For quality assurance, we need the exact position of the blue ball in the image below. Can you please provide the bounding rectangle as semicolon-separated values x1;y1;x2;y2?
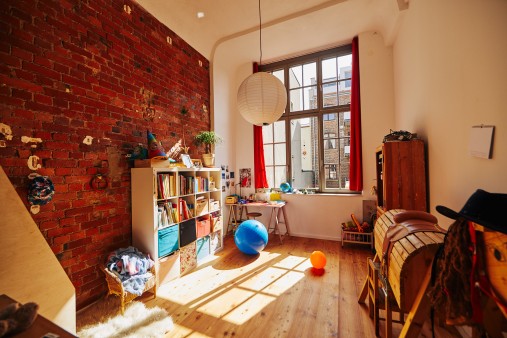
234;220;268;255
280;182;292;193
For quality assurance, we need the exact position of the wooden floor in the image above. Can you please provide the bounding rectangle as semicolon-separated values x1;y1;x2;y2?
77;235;462;338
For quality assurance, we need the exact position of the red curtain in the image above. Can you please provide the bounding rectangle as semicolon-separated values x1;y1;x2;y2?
252;62;269;189
349;36;363;191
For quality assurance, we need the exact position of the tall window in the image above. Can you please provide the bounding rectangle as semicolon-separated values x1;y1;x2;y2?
260;45;354;193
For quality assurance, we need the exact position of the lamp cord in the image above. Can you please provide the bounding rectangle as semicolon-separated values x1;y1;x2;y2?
258;0;262;66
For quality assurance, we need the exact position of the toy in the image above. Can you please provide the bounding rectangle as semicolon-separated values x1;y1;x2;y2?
234;220;268;255
147;130;166;158
310;250;327;269
129;144;148;161
280;182;292;193
0;301;39;337
27;175;54;206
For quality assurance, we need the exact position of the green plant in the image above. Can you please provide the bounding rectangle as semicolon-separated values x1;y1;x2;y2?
194;131;222;154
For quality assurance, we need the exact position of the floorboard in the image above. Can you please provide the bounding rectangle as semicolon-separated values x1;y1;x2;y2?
77;235;464;337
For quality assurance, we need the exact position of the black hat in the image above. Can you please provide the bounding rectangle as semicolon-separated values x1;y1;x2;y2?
436;189;507;234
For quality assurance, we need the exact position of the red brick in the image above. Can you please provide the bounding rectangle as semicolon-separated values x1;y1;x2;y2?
65;237;92;250
39;220;59;231
22;61;60;80
53;235;70;245
11;46;32;61
33;55;53;68
1;75;44;93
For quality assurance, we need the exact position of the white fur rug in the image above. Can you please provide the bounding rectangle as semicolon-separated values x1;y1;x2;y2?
78;302;174;338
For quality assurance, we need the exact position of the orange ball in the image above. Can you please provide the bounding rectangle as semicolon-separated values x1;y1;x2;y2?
310;250;327;269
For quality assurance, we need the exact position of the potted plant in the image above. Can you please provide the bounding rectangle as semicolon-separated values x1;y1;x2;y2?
194;130;222;167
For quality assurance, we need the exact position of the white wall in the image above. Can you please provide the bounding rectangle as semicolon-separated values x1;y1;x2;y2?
213;15;396;239
392;0;507;227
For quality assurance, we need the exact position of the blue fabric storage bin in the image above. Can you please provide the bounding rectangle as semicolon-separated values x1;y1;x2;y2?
158;224;179;257
196;235;210;262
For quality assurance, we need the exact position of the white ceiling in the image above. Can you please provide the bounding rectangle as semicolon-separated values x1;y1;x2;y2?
136;0;403;59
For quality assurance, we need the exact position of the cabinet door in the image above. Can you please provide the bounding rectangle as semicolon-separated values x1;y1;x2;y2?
382;140;427;211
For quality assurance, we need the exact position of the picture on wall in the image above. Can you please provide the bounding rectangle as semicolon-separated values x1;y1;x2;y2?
239;168;251;188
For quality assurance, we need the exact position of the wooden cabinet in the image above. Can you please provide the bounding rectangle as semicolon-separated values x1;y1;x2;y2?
375;140;427;212
131;167;222;287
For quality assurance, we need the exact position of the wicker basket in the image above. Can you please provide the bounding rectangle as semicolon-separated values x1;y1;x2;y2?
102;266;157;314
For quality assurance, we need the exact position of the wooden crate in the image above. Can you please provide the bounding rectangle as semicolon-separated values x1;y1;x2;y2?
341;229;373;249
374;209;445;311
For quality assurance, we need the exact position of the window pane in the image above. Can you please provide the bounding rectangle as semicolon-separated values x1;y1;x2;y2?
266;167;274;188
290;117;318;189
323;82;338;108
338;80;351;105
273;120;285;142
338;55;352;106
322;57;337;81
338;138;351;189
303;62;316;87
264;144;273;166
323;129;338;163
274;143;286;165
340;138;351;158
290;89;303;112
323;112;339;136
262;124;273;143
289;65;302;89
338;55;352;79
272;69;284;85
340;111;351;137
274;166;286;188
304;86;318;110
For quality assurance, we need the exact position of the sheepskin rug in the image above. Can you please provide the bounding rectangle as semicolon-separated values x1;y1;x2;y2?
78;301;173;338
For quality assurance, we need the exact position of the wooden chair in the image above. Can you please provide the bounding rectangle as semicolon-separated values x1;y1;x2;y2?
367;258;403;337
102;266;157;314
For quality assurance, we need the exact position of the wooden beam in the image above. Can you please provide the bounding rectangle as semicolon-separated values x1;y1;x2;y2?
399;265;432;337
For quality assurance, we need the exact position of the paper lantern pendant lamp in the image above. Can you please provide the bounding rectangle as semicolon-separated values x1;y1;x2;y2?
237;72;287;126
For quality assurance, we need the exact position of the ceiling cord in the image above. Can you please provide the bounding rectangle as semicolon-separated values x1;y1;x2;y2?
258;0;263;66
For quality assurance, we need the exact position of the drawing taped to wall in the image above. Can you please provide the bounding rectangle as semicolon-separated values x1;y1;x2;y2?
239;168;251;188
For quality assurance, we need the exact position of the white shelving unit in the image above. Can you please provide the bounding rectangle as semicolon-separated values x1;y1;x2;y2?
131;167;222;287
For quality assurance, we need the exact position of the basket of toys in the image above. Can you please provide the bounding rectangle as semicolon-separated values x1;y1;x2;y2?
341;214;373;248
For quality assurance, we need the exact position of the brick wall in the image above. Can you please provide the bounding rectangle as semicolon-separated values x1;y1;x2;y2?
0;0;210;309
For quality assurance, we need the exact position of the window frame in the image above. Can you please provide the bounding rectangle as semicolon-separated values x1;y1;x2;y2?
260;44;356;194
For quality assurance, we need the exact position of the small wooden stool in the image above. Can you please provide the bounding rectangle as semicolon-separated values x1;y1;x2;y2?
247;212;262;220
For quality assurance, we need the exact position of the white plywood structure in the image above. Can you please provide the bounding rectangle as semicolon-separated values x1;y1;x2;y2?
0;165;76;334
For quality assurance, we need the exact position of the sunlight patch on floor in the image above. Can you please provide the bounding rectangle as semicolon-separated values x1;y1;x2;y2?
193;253;307;324
157;250;309;328
223;293;276;325
197;288;255;318
171;323;213;337
263;270;305;296
158;252;281;306
272;255;307;269
293;258;312;272
238;267;287;291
